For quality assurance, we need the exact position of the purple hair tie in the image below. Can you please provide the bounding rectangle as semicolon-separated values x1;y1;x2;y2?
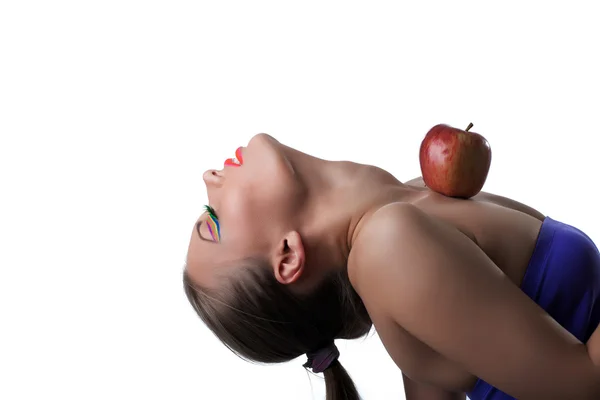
303;342;340;373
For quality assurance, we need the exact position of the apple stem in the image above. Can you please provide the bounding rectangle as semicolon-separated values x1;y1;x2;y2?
466;122;474;132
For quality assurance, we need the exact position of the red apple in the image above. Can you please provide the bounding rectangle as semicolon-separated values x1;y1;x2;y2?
419;123;491;199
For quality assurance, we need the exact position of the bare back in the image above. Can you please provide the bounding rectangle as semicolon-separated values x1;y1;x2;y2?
355;176;547;392
406;176;544;287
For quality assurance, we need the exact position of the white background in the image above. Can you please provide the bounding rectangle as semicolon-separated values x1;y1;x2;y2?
1;1;599;399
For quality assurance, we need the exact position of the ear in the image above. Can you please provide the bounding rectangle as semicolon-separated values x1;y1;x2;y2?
272;231;305;285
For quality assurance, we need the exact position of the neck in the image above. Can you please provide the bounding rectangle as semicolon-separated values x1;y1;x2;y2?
283;146;417;283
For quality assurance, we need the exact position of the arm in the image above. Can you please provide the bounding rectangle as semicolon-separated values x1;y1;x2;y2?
351;203;600;400
403;373;465;400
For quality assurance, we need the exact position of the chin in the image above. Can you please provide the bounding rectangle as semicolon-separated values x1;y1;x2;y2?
248;133;279;147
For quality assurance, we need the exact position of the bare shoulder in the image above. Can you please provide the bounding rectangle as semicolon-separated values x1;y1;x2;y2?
348;201;456;295
404;175;545;221
404;176;427;187
348;201;463;313
348;202;600;399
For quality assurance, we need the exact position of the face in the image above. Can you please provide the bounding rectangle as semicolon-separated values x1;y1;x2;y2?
186;133;304;288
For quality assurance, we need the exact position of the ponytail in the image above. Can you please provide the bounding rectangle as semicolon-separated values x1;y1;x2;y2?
304;342;361;400
323;360;360;400
185;261;371;400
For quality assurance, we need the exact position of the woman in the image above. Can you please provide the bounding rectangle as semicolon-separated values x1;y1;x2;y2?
183;133;600;400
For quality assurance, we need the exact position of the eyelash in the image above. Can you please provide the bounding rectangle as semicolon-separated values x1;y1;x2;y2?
204;205;218;220
202;205;221;242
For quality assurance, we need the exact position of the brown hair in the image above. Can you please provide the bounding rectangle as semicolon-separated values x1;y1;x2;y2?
183;257;372;400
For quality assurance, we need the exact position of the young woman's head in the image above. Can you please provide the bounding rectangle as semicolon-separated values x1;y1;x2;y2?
184;134;372;399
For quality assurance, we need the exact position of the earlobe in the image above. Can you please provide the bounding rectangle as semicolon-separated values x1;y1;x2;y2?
273;231;305;285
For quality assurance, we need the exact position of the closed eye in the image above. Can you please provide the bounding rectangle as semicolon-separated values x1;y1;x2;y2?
204;205;219;220
202;205;221;242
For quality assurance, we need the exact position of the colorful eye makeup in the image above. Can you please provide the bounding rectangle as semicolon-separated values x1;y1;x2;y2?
204;205;221;242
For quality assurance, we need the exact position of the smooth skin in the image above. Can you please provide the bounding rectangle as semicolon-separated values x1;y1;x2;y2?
187;133;600;400
403;373;465;400
350;203;600;399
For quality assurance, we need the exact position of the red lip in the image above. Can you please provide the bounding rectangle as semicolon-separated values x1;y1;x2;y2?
235;147;244;165
224;147;244;167
224;158;239;167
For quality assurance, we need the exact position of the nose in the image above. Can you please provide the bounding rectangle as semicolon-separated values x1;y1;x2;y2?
203;169;224;187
